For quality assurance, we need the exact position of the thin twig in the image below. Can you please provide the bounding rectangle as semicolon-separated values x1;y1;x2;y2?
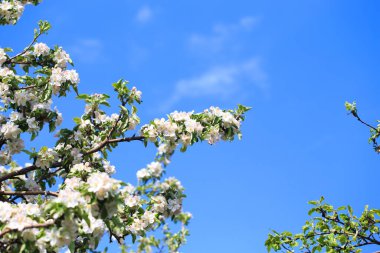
353;114;378;132
5;32;42;64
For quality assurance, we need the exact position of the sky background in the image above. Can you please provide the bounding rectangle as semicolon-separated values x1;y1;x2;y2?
1;0;380;252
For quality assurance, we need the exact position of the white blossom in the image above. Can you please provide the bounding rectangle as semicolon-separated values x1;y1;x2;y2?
33;42;50;57
35;148;58;169
141;210;156;226
152;195;167;213
9;111;23;121
1;122;21;139
87;172;120;200
0;202;13;222
146;161;163;178
0;67;14;77
71;162;91;173
53;47;71;68
26;117;39;132
136;168;150;180
102;160;115;174
131;86;142;101
14;91;34;106
7;213;33;231
56;110;63;126
0;1;25;24
0;82;9;98
7;138;24;154
206;126;220;144
184;118;203;133
0;48;6;65
170;111;193;122
125;195;140;208
63;69;79;84
56;189;84;208
168;198;181;213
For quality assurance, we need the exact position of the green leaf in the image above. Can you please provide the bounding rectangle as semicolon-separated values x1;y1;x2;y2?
180;145;187;152
337;206;346;211
72;85;79;95
31;132;37;141
344;101;357;117
20;244;26;253
38;20;51;34
49;121;56;132
132;233;137;243
237;104;252;114
76;94;90;100
73;117;81;125
100;101;110;107
69;241;75;252
308;200;318;206
347;205;353;216
119;105;129;113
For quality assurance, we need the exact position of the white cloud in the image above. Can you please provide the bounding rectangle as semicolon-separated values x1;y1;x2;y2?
163;58;267;110
189;16;258;53
159;16;267;111
136;6;153;24
69;39;103;63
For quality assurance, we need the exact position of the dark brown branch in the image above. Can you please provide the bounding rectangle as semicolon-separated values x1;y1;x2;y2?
84;135;145;155
86;111;124;155
0;220;54;238
320;210;380;246
17;85;37;90
0;162;61;184
108;135;145;144
0;135;144;184
6;61;32;65
0;190;58;197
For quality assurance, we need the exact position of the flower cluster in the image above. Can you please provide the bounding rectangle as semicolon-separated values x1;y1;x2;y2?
137;161;163;180
0;48;6;65
0;0;40;25
140;105;248;165
35;147;58;169
50;67;79;94
87;172;120;200
0;22;78;167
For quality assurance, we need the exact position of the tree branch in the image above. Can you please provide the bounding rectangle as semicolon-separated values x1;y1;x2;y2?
4;32;42;64
0;162;61;184
17;85;37;90
352;114;378;132
84;135;145;155
0;190;58;197
0;135;144;184
0;220;54;238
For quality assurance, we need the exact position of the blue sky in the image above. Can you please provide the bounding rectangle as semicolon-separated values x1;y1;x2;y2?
1;0;380;252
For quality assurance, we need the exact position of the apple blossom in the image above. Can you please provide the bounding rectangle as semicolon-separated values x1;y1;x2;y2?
33;42;50;57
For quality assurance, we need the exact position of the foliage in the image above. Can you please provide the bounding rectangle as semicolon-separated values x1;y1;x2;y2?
265;197;380;253
265;104;380;253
